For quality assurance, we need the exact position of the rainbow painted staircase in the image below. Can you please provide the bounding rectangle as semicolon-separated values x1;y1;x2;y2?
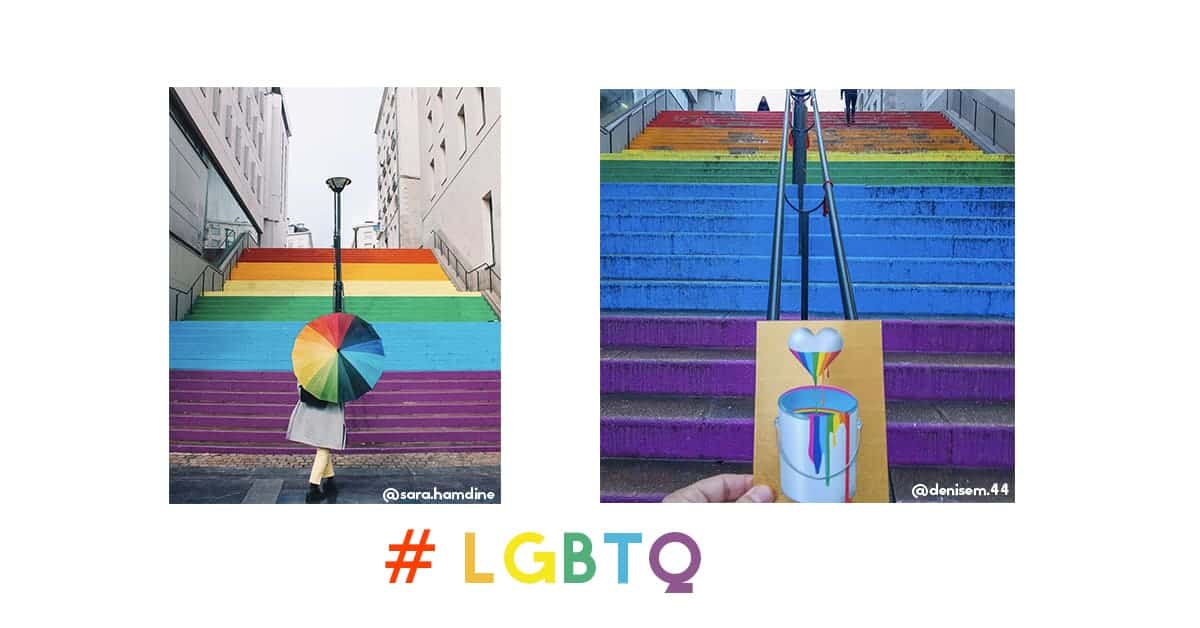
170;248;500;456
600;110;1014;501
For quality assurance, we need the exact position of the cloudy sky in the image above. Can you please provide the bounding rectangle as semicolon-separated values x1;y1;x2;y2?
283;87;383;247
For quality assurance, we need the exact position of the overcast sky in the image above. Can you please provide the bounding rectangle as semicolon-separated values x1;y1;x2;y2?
283;87;383;247
736;89;844;112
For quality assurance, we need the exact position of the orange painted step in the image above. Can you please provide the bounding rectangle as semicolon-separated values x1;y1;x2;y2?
230;262;448;281
240;248;436;264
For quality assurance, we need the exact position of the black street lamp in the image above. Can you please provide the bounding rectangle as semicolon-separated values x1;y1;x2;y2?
325;176;352;312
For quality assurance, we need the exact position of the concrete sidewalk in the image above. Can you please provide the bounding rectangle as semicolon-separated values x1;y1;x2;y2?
169;465;501;504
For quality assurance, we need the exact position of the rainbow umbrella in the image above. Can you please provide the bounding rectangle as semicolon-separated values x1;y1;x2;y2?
291;312;385;403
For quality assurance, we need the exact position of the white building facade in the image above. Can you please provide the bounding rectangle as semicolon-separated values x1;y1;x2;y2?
170;87;291;317
374;87;500;300
352;220;380;248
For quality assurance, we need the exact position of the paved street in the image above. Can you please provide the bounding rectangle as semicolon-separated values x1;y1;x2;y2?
169;465;501;504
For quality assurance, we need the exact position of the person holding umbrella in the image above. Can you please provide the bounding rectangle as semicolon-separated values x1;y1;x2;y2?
288;311;386;503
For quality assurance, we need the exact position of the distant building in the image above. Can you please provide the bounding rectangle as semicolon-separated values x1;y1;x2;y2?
854;89;1014;153
286;221;313;248
352;220;379;248
170;87;291;318
600;89;735;153
374;87;500;306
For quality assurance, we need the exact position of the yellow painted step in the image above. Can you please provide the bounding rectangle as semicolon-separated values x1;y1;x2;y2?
229;262;448;281
602;150;1014;162
205;280;475;297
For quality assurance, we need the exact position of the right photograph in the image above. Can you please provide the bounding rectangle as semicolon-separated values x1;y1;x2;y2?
599;89;1014;503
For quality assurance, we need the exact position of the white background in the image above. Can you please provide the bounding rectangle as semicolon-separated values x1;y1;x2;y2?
3;1;1199;625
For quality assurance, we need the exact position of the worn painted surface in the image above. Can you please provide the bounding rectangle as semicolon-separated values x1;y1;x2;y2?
599;109;1014;497
170;247;501;456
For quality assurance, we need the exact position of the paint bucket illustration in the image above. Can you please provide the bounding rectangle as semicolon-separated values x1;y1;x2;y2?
775;385;862;503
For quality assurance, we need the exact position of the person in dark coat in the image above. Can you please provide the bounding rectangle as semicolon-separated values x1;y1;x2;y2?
756;96;770;112
840;89;859;124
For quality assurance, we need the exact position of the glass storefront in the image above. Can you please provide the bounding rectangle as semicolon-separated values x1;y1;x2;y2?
169;112;259;261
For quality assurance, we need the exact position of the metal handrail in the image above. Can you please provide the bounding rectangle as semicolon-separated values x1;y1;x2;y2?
431;230;500;301
170;230;256;320
600;90;686;153
765;89;857;320
766;91;793;320
809;91;857;320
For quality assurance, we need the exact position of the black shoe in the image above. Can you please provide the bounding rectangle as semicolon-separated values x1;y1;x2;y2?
305;482;324;504
322;477;339;503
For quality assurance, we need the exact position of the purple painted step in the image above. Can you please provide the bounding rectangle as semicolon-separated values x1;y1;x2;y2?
170;369;499;382
169;389;499;403
170;378;500;393
600;348;1014;401
171;401;500;417
601;315;1013;354
170;444;498;455
600;398;1013;468
600;418;1013;467
170;429;499;444
170;414;499;429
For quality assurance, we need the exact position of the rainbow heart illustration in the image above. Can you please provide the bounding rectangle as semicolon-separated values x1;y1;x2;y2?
787;327;844;386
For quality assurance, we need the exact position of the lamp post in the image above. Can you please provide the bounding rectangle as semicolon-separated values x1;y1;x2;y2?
325;176;352;313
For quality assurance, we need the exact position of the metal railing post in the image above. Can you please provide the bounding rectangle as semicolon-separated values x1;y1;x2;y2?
766;89;793;320
809;91;858;320
791;90;810;320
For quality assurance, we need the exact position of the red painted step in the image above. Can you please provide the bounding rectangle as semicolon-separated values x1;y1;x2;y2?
649;110;954;130
238;248;437;264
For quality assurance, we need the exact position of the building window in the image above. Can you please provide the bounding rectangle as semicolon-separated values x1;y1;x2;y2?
476;87;486;132
457;105;468;157
257;132;264;160
225;105;233;144
439;140;447;184
235;127;242;163
237;88;244;110
482;191;495;266
429;158;436;200
212;89;221;120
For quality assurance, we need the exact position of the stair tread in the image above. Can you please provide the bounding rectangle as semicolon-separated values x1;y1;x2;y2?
600;346;1013;366
599;395;1013;425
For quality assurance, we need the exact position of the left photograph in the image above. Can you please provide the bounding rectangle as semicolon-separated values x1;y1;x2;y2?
169;87;501;504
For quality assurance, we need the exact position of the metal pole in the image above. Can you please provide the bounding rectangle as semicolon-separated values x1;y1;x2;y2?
810;91;858;320
766;90;793;321
333;189;344;313
791;90;810;320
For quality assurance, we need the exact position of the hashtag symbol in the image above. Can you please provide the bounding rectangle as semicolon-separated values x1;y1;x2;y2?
386;528;435;583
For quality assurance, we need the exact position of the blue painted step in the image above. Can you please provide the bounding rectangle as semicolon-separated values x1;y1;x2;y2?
602;198;1015;217
601;232;1014;258
169;322;501;371
601;281;1013;316
601;183;1014;201
601;214;1014;236
602;255;1014;285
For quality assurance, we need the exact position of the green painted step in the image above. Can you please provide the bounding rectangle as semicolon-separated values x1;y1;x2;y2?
186;296;498;322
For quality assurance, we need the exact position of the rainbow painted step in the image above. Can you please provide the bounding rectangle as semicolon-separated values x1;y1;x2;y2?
170;248;501;457
649;111;956;129
187;296;497;322
600;109;1013;501
170;370;500;454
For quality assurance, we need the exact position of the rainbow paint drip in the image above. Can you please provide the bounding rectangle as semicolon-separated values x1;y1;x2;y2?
793;408;853;494
776;327;861;503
